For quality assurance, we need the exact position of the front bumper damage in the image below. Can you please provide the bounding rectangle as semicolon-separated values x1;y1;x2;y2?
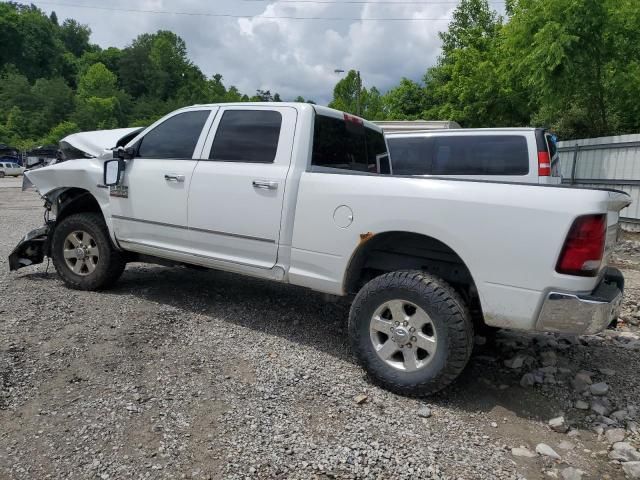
536;267;624;335
8;224;51;271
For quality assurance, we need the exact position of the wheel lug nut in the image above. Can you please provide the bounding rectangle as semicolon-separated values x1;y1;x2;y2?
410;327;415;332
403;321;408;326
406;343;412;348
395;321;399;326
411;336;417;342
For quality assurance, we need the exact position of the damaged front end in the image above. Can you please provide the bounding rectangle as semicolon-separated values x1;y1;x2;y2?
8;223;53;271
9;126;143;272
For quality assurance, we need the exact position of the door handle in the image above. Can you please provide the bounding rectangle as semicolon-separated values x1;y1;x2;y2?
164;174;185;182
252;180;278;190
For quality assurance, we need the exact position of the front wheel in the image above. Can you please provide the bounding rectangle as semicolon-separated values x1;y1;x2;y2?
51;212;126;290
349;270;473;396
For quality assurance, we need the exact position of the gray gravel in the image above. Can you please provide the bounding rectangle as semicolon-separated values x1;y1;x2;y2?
1;176;640;479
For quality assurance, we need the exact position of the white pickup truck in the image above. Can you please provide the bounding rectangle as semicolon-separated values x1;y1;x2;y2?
9;103;632;396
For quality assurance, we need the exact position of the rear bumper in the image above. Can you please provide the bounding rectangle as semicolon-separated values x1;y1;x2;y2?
536;268;624;335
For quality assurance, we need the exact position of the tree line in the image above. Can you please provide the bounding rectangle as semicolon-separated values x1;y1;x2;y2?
0;3;304;150
330;0;640;140
1;0;639;150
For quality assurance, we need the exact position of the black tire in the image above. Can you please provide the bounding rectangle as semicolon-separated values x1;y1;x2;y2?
349;270;473;396
51;212;126;290
0;171;5;178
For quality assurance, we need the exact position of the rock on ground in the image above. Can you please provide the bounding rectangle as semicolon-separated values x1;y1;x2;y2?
605;428;626;444
512;447;537;458
536;443;561;460
561;467;585;480
623;462;640;479
549;416;569;433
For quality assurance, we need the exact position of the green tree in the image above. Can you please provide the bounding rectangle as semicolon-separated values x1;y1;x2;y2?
503;0;639;137
328;70;363;115
31;77;74;137
59;19;92;57
0;70;35;123
74;63;124;130
77;62;118;98
362;87;384;120
421;0;515;127
118;31;203;102
382;78;427;119
224;86;245;102
40;120;80;145
0;3;66;81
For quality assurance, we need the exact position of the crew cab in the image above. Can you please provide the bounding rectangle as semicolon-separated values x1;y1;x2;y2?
386;128;561;184
9;103;631;396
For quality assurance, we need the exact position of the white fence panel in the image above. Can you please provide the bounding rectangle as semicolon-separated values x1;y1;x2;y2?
558;134;640;231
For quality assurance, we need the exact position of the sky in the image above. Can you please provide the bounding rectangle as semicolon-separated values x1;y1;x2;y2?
30;0;503;104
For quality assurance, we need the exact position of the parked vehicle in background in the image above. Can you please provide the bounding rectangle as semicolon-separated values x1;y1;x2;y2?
386;128;561;184
0;162;24;177
24;145;59;169
373;120;461;133
9;104;630;396
0;143;21;166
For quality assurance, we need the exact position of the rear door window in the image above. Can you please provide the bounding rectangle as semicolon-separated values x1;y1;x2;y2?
209;110;282;163
312;114;388;173
137;110;210;159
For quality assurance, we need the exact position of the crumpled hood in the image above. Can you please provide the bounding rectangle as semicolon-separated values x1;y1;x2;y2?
61;127;143;159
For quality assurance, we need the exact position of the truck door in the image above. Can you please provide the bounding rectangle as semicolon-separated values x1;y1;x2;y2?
187;106;297;269
109;108;216;253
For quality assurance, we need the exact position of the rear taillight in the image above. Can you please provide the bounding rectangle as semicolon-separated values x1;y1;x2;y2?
556;214;606;277
538;151;551;176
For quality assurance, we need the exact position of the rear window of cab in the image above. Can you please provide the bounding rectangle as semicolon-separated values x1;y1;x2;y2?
311;114;388;174
387;135;530;176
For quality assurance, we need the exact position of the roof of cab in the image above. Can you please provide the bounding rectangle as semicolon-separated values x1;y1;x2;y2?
186;102;382;132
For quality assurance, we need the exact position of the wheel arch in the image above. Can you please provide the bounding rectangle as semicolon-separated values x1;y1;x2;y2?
343;230;484;325
53;187;103;223
46;187;120;249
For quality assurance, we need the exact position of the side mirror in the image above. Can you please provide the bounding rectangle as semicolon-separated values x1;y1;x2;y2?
113;146;136;160
104;159;124;186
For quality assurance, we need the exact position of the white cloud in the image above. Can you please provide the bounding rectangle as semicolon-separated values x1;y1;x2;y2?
37;0;463;103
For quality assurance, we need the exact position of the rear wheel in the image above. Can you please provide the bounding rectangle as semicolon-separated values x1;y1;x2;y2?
51;213;126;290
349;270;473;396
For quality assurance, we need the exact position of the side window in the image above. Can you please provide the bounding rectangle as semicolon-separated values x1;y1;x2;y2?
311;114;388;173
137;110;210;159
387;137;433;175
431;135;529;176
209;110;282;163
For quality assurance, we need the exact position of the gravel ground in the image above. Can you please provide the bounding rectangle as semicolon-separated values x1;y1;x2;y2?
1;176;639;480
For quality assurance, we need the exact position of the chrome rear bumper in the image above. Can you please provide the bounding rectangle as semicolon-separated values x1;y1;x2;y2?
536;268;624;335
